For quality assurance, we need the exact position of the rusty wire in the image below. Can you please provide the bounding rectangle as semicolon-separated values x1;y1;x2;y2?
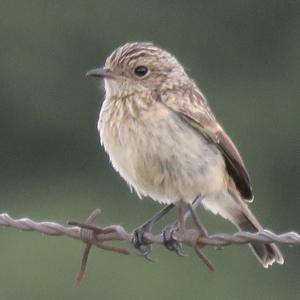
0;208;299;283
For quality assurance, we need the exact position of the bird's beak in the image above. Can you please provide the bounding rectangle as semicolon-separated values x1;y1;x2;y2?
85;67;114;79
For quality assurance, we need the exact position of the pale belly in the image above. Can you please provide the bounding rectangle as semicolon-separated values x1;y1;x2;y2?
99;100;226;204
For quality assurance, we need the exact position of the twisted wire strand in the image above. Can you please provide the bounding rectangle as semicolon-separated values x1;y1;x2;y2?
0;213;80;239
0;210;299;283
0;211;299;246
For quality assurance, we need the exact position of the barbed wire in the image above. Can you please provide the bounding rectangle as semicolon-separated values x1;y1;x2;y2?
0;207;299;283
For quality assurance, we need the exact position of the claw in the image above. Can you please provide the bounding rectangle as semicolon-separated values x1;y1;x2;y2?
132;222;155;260
131;204;176;260
162;223;186;256
139;251;156;262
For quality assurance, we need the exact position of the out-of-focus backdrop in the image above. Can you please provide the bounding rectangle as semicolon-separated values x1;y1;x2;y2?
0;1;299;299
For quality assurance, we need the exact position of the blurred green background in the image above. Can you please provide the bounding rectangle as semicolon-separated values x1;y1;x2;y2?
0;1;299;299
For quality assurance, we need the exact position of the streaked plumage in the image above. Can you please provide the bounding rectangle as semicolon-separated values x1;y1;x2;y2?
90;42;284;267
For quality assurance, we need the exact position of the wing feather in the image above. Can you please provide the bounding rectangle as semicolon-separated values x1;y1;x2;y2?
159;85;253;201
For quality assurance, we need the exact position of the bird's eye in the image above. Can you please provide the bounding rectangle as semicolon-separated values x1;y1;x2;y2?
134;66;148;77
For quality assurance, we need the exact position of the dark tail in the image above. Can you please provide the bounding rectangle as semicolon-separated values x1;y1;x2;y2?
202;188;284;268
236;209;284;268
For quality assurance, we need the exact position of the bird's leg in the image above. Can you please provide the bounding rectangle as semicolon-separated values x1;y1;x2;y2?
162;196;203;255
132;203;174;259
176;199;187;233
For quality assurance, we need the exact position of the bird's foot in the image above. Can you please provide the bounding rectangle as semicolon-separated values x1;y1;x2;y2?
132;222;155;261
162;223;186;256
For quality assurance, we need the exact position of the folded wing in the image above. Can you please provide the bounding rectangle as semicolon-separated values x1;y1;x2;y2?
160;86;253;201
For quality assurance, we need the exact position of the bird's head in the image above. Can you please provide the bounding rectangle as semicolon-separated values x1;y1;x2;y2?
86;42;189;98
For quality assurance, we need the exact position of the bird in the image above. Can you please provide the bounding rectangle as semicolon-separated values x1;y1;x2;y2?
86;41;284;268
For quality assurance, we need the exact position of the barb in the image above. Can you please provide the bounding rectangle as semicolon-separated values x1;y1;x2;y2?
0;209;299;283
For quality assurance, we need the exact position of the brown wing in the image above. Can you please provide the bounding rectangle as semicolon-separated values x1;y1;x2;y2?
159;85;253;201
